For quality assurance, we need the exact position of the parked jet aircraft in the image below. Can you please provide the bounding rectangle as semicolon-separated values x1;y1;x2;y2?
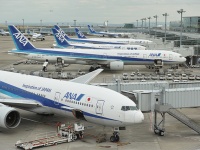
0;29;10;36
54;25;127;45
52;28;146;50
0;69;144;142
87;25;119;38
74;26;153;45
8;25;186;72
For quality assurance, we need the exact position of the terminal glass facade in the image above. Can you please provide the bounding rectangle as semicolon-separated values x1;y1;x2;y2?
183;16;200;33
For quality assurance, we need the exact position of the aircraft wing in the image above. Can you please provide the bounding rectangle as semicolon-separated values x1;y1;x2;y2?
0;98;43;108
70;68;103;84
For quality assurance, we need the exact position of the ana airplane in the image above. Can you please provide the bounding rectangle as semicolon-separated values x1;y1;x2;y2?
0;29;10;36
54;25;127;45
0;69;144;142
52;28;146;50
8;25;186;72
87;25;119;38
97;21;133;38
75;26;153;45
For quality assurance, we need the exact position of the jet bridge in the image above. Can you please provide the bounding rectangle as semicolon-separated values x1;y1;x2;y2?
121;87;200;136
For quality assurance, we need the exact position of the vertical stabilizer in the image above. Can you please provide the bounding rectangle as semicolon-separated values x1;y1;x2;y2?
8;25;35;50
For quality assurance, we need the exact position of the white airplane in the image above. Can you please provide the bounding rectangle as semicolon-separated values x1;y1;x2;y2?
0;29;10;36
97;22;133;38
88;25;134;38
74;25;153;45
87;25;119;38
52;28;146;50
8;25;186;72
0;69;144;142
56;25;152;45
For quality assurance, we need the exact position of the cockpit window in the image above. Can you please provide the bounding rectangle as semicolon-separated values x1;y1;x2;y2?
121;106;138;111
179;56;183;58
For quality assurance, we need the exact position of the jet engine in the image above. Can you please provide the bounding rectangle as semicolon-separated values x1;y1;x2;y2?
110;61;124;70
0;104;21;129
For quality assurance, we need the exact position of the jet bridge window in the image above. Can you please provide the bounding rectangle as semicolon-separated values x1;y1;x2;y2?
121;106;138;111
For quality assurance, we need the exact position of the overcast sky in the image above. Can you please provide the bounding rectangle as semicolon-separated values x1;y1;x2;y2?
0;0;199;25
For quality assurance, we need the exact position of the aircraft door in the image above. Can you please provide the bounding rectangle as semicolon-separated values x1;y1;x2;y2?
54;92;61;105
169;54;173;60
96;100;105;115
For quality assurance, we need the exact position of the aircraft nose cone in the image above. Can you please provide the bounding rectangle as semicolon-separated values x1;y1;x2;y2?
135;110;144;123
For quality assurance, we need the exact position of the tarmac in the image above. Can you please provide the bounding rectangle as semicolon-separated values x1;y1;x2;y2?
1;35;200;150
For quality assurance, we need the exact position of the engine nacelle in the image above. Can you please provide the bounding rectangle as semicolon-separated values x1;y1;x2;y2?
110;61;124;70
0;104;21;129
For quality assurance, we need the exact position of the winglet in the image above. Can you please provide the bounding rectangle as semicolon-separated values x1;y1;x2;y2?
8;25;35;50
54;25;70;40
70;69;103;84
75;28;86;39
52;28;70;48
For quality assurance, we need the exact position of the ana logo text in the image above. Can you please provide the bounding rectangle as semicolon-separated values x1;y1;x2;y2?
63;92;85;101
149;53;161;57
77;31;84;37
55;32;65;43
89;27;95;32
13;33;28;46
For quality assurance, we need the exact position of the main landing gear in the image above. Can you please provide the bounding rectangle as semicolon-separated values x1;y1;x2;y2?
110;132;120;142
89;66;101;72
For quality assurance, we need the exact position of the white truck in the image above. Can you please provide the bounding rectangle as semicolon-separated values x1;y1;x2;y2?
15;123;84;150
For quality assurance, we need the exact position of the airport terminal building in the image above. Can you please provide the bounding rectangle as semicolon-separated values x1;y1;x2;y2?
183;16;200;33
170;16;200;33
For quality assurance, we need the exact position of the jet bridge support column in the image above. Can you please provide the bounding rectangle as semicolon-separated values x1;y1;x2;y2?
153;104;172;136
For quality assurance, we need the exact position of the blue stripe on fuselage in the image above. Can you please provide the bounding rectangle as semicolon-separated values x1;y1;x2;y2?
0;81;118;122
11;48;174;63
67;39;126;45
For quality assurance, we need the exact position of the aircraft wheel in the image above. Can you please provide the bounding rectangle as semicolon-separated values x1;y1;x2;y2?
154;129;159;134
115;135;120;142
110;136;115;142
89;66;95;72
159;130;165;136
95;66;101;70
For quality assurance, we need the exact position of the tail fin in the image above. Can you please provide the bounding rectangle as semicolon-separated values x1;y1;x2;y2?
52;28;70;48
54;25;70;40
88;25;96;33
8;25;35;50
75;28;86;39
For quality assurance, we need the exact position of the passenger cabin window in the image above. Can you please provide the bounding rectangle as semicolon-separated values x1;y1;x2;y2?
121;106;138;111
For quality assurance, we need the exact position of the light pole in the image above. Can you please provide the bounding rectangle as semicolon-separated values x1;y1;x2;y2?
136;20;138;28
177;9;186;47
22;19;24;31
40;19;42;28
74;20;76;27
141;18;144;33
162;13;168;43
147;17;151;35
5;21;7;26
144;18;147;29
153;15;158;38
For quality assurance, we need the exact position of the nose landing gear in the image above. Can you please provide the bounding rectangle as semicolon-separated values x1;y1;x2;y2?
110;132;120;142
